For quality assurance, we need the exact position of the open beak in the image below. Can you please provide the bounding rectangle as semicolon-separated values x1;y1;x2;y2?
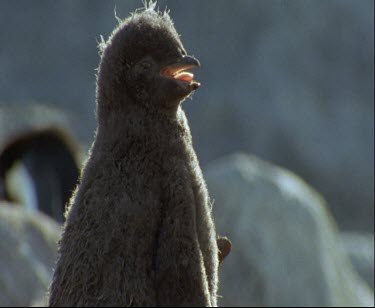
160;55;201;86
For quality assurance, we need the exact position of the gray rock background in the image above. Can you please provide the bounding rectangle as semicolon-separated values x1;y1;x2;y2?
341;232;374;290
205;153;373;307
0;0;373;232
0;203;60;307
0;103;76;144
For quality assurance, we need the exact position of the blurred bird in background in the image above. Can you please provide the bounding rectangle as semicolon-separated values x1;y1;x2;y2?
0;127;80;223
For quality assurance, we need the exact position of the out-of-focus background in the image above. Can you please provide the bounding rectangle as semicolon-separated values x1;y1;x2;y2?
0;0;373;306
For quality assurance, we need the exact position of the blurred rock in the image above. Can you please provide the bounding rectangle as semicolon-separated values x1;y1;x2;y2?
0;202;60;307
341;232;374;289
0;103;78;146
205;153;374;307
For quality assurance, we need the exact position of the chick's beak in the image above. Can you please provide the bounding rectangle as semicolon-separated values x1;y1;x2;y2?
160;55;201;88
177;55;201;68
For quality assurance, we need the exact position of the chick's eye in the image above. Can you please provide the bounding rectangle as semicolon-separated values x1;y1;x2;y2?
141;61;152;70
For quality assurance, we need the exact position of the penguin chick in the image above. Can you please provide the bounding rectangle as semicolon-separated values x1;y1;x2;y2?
48;6;219;307
0;127;80;222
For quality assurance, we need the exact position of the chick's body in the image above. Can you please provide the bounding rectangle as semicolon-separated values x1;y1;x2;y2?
48;7;218;307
